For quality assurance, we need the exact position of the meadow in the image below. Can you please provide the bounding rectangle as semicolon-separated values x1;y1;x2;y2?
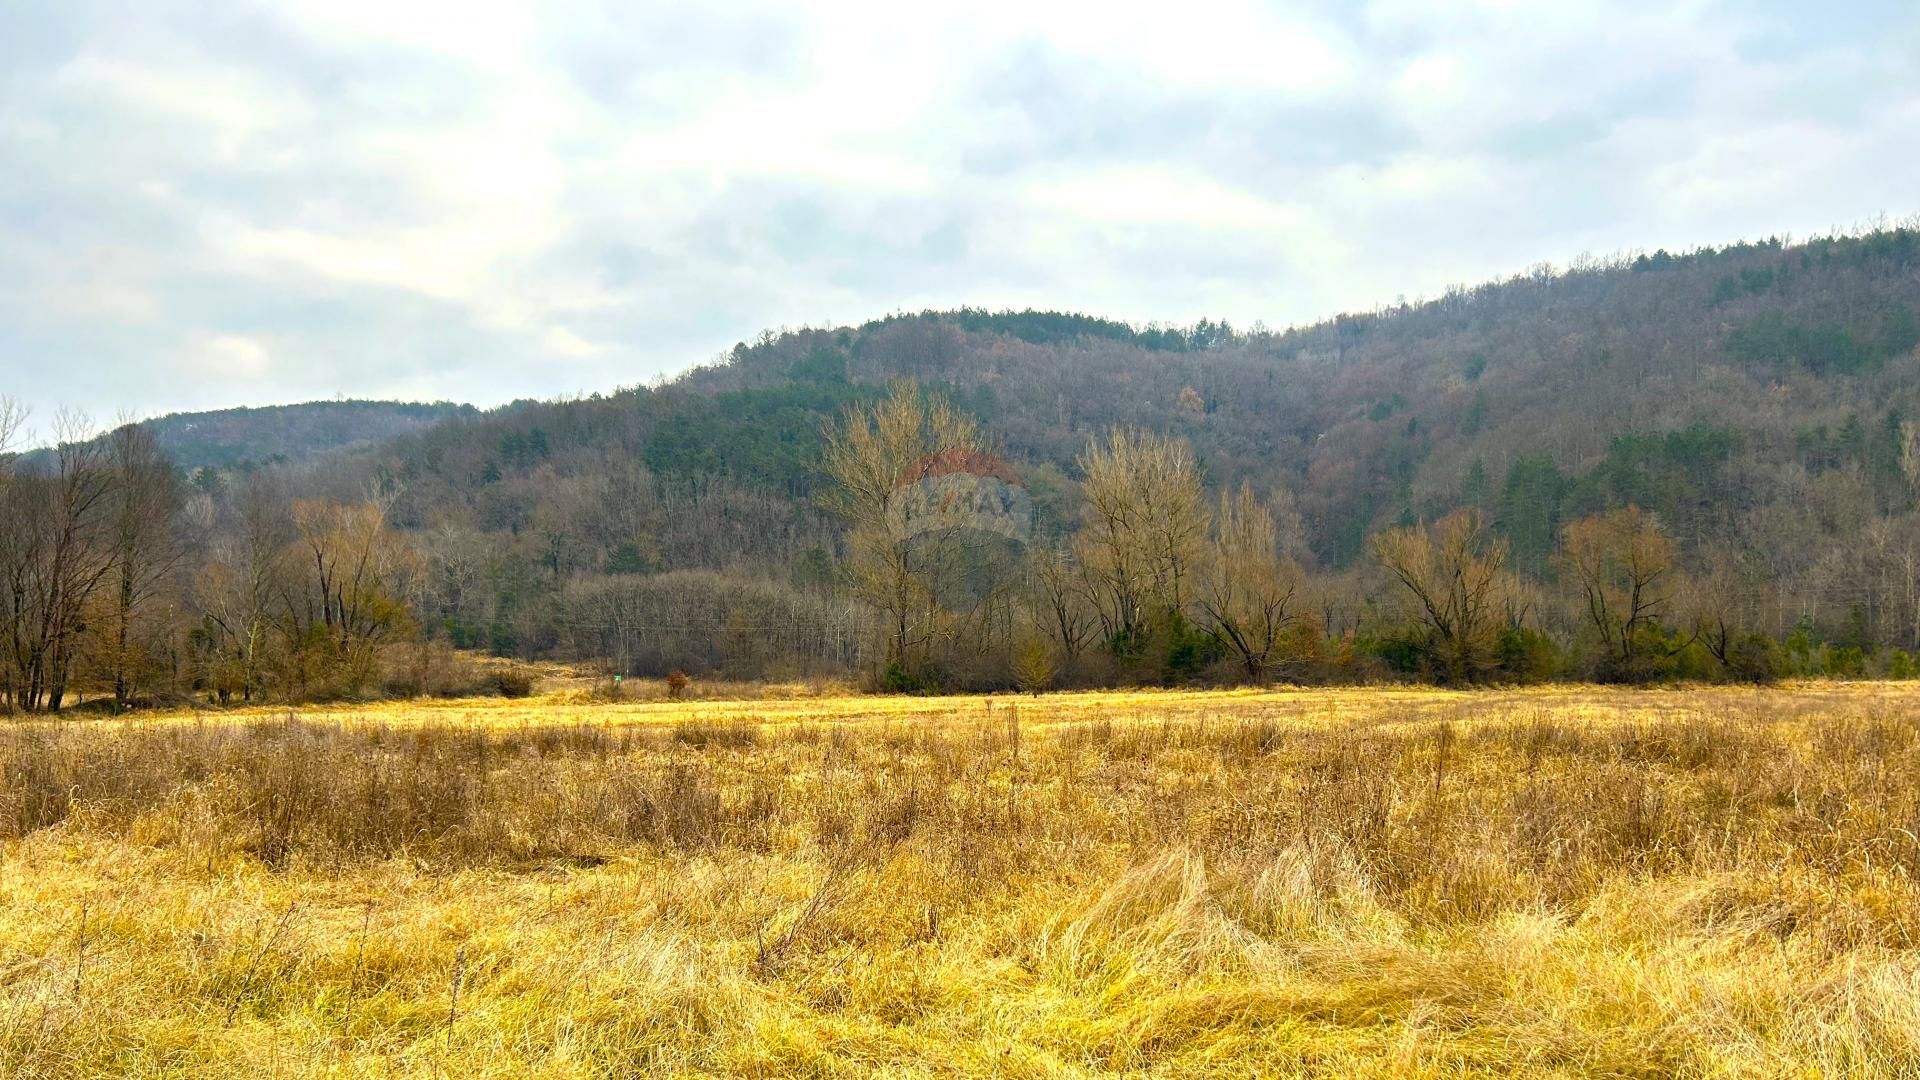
3;683;1920;1077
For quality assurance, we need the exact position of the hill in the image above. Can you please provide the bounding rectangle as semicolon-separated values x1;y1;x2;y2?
290;227;1920;668
11;225;1919;704
19;399;476;474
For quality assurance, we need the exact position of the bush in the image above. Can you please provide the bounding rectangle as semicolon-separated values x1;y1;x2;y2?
1495;626;1562;683
1589;626;1708;684
1593;652;1660;685
1671;639;1722;682
1887;650;1915;680
1358;631;1428;678
1724;634;1783;684
877;661;945;695
1011;639;1056;695
1825;646;1868;678
382;643;490;699
1100;608;1223;686
490;667;536;698
1157;610;1223;685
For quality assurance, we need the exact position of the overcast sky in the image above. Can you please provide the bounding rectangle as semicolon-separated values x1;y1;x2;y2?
2;0;1917;430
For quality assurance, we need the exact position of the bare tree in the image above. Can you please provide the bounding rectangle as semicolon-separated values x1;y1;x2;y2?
1904;419;1920;496
420;521;493;621
0;397;23;465
288;498;419;695
100;423;185;709
0;397;23;710
1024;545;1096;672
819;380;980;676
1372;509;1511;684
1686;551;1778;678
1074;428;1207;652
1561;506;1688;681
1265;483;1313;568
192;476;292;702
559;570;863;678
5;412;118;710
1197;483;1302;681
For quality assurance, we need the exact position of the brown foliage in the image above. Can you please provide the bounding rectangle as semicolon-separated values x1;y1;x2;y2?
1561;506;1687;679
1371;509;1512;683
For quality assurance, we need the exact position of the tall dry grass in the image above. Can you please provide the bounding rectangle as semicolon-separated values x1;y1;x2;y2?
2;687;1919;1076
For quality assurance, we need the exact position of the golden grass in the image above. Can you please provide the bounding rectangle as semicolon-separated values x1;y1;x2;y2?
4;684;1920;1076
107;680;1872;733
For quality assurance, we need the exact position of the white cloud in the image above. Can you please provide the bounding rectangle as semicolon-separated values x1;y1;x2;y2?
542;327;602;358
1;0;1917;422
195;334;273;379
267;0;539;68
1018;164;1308;233
969;0;1358;96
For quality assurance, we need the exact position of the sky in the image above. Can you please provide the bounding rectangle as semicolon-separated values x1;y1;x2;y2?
2;0;1917;432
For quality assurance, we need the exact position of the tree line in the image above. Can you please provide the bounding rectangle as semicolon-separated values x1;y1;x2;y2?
0;400;447;712
818;382;1859;692
2;370;1912;710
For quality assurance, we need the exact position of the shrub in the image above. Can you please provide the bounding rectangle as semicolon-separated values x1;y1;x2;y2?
1011;639;1056;695
1157;610;1223;685
1888;650;1915;680
1358;631;1428;677
1825;646;1868;678
1725;634;1783;684
491;667;536;698
1495;626;1562;683
877;661;945;695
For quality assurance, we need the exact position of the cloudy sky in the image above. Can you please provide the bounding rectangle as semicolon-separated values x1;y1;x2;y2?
2;0;1917;428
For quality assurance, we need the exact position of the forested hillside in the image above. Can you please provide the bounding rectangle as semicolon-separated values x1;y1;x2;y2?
7;226;1920;706
308;227;1920;669
21;400;476;474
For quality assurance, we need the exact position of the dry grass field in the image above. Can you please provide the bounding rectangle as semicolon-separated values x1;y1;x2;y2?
4;683;1920;1077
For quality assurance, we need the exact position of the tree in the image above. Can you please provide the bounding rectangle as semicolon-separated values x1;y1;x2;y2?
100;423;185;709
559;569;862;678
1024;546;1096;673
1372;509;1511;684
1074;428;1207;656
1687;552;1778;680
1903;420;1920;494
192;476;292;702
0;397;23;710
1011;636;1056;694
288;498;419;695
1561;506;1687;681
1197;483;1302;681
819;380;982;679
1266;483;1312;567
3;413;118;711
1496;456;1567;575
0;397;21;477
